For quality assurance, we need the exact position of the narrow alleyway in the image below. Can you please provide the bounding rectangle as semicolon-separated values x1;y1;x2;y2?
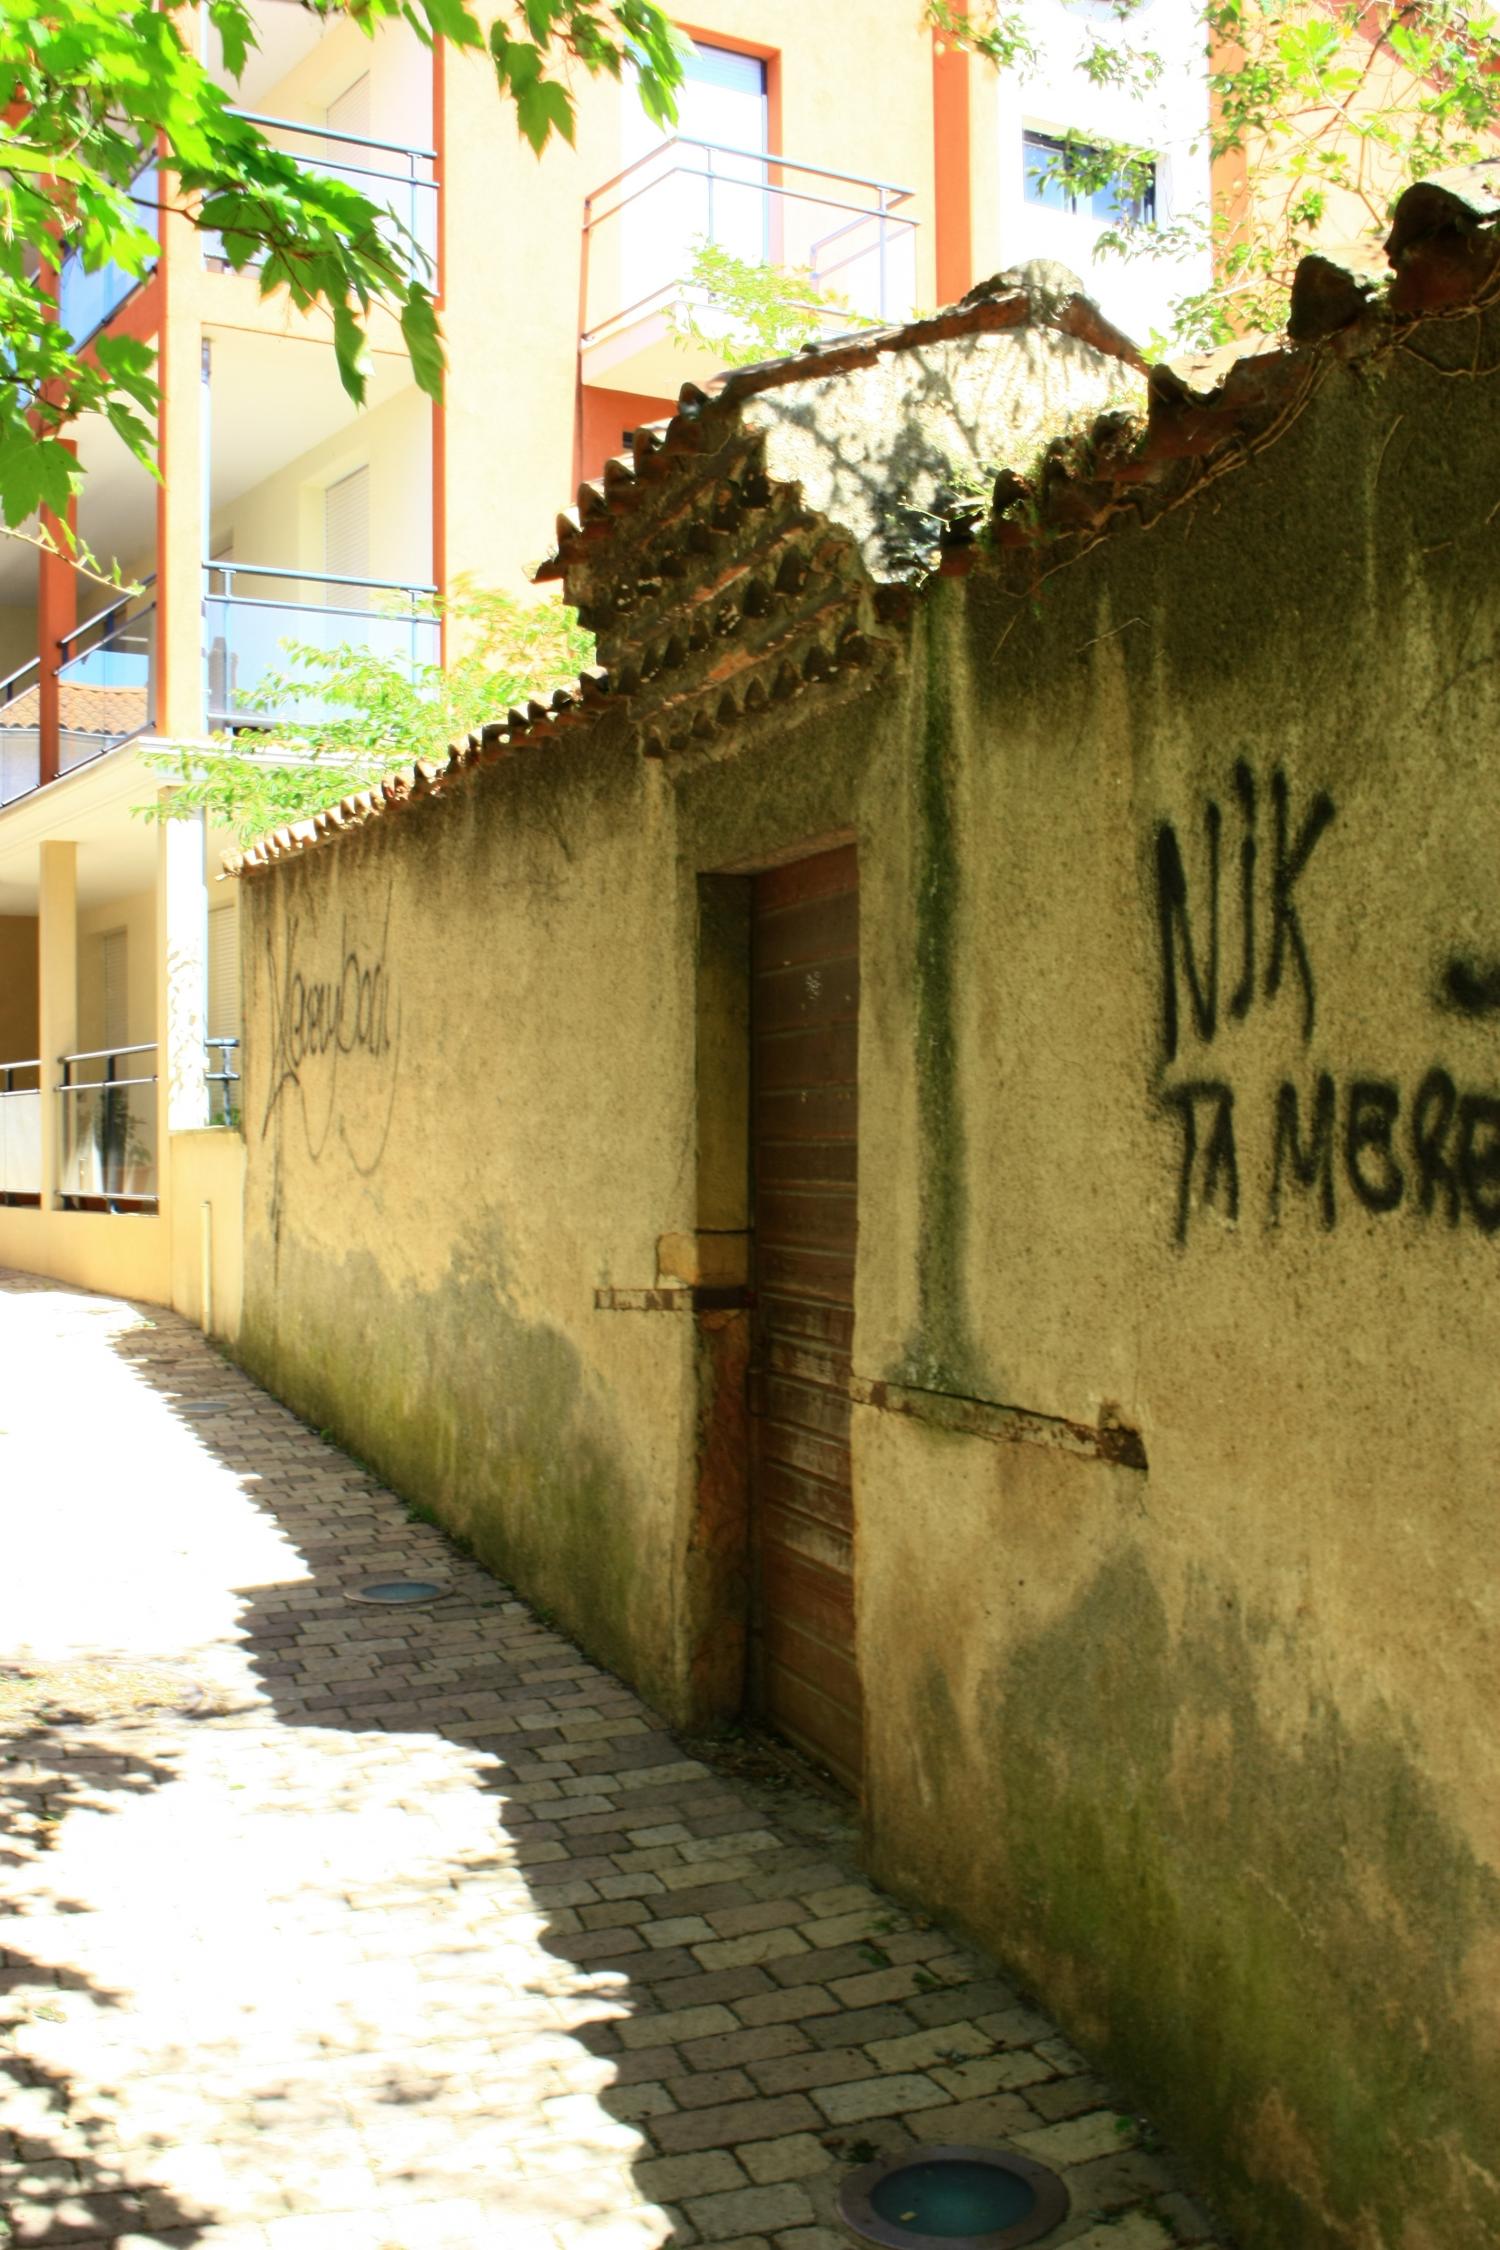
0;1275;1224;2250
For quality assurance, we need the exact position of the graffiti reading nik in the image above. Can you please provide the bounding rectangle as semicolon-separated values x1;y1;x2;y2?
262;890;402;1176
1154;762;1500;1244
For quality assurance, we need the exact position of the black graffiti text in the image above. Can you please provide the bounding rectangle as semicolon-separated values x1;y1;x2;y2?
261;895;401;1175
1169;1066;1500;1243
1156;762;1336;1062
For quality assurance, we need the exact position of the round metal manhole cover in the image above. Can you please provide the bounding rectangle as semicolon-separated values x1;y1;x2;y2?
838;2144;1070;2249
346;1579;453;1607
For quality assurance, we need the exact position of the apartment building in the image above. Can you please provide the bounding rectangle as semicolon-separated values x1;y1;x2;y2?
0;0;1212;1320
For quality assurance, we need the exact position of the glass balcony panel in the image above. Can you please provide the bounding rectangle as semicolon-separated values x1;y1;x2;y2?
584;141;919;370
203;566;438;727
58;160;160;346
0;658;41;806
55;601;155;772
59;1048;158;1206
0;1067;41;1200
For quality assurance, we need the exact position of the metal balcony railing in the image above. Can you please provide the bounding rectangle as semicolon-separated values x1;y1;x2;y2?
58;158;160;347
0;657;41;807
0;1060;41;1205
206;1037;241;1128
58;1043;159;1209
54;586;156;772
582;137;918;353
204;112;438;273
203;561;439;727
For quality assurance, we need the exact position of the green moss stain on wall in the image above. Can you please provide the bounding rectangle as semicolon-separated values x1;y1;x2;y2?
239;1216;665;1707
982;1547;1500;2250
893;589;981;1395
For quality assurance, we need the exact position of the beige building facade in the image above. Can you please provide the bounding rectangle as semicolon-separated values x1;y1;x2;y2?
228;174;1500;2250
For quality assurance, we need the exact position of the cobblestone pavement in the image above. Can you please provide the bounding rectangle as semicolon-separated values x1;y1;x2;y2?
0;1275;1227;2250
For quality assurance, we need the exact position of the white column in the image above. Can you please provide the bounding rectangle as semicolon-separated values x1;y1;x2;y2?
157;795;209;1141
37;840;77;1209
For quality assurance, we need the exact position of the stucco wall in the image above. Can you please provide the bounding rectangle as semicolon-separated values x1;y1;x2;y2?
237;729;705;1713
236;305;1500;2249
168;1128;246;1343
850;330;1500;2250
0;916;39;1063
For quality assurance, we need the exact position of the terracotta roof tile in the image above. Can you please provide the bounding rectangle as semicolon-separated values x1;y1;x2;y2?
230;169;1500;879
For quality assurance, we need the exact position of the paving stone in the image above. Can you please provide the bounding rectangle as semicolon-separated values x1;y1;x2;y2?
736;2134;834;2185
666;2071;758;2113
651;2095;822;2157
0;1280;1224;2250
635;2150;747;2201
681;2181;814;2236
745;2051;877;2099
735;1988;841;2031
810;2074;948;2125
1028;2072;1116;2121
618;2006;740;2051
1066;2218;1175;2250
676;2025;809;2074
1014;2110;1135;2168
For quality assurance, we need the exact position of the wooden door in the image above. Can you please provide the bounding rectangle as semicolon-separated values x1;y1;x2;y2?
749;844;861;1792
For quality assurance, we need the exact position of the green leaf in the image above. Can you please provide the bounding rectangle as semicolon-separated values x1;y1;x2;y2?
400;288;446;398
331;300;372;405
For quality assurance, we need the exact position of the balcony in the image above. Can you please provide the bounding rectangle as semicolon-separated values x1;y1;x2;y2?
205;113;437;277
55;587;157;771
581;138;918;395
59;1043;160;1211
0;1060;41;1206
0;658;41;807
58;159;160;348
203;562;439;729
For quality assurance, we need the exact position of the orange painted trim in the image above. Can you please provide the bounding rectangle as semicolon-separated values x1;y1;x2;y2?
432;38;447;654
77;270;162;371
37;435;77;788
153;124;173;733
1207;28;1249;317
932;3;973;306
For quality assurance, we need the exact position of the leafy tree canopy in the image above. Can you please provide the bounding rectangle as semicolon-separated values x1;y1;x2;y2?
3;0;683;551
926;0;1500;344
141;582;593;842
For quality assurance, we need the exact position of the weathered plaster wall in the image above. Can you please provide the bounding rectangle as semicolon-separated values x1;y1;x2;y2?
237;301;1500;2248
855;323;1500;2250
237;729;705;1713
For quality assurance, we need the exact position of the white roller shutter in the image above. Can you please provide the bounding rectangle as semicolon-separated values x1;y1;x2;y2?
324;465;370;611
101;929;128;1054
207;901;240;1044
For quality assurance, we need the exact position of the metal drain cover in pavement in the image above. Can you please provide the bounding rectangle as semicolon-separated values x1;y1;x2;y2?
347;1579;453;1606
838;2144;1069;2249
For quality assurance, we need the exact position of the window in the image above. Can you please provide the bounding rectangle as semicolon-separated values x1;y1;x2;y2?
677;42;767;157
208;902;240;1046
1022;131;1157;225
101;929;128;1055
619;39;772;301
324;466;370;612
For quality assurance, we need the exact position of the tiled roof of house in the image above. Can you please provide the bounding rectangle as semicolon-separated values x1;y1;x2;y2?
0;682;148;735
230;160;1500;878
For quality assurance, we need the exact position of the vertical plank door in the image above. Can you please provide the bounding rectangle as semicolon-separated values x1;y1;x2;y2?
749;844;861;1793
